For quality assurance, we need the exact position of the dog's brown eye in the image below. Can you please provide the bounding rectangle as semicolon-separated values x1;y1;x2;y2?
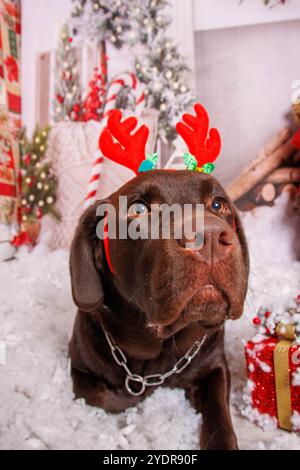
128;202;148;217
211;198;227;213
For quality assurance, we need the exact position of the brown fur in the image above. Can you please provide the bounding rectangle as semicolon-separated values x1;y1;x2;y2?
69;170;249;450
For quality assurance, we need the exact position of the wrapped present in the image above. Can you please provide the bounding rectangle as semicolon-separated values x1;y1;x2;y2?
245;296;300;432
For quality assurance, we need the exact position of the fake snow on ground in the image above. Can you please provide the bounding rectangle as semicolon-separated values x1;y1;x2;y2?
0;194;299;450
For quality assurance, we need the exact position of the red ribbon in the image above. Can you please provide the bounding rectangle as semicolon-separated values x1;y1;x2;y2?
11;231;32;247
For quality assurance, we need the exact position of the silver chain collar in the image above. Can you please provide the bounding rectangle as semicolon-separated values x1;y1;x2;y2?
104;329;207;397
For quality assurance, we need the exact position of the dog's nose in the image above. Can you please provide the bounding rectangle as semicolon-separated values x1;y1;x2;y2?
179;216;234;263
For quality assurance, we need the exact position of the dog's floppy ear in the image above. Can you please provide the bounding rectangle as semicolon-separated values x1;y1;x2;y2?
70;203;104;313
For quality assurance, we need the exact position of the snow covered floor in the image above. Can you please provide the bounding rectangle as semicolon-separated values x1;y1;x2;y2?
0;194;299;450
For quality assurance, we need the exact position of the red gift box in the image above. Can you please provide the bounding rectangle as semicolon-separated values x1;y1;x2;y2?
245;334;300;431
244;297;300;433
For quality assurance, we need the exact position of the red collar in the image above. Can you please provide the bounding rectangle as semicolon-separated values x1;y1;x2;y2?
103;216;115;274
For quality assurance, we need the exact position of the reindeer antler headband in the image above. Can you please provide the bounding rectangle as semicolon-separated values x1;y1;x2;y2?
99;103;221;174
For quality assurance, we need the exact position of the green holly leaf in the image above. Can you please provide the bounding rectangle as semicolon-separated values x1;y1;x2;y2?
201;163;215;174
183;152;197;170
146;152;158;166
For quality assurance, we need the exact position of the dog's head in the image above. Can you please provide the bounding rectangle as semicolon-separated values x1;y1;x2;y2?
70;169;249;339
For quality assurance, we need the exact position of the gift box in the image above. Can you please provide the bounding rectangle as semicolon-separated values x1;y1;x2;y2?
245;297;300;432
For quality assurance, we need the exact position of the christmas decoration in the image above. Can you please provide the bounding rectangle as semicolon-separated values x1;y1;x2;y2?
4;55;19;82
176;103;221;173
84;149;104;208
84;72;145;208
69;0;194;142
84;108;159;209
99;109;149;174
130;0;195;141
95;103;216;203
19;126;59;235
70;0;131;49
81;62;107;122
244;295;300;432
53;24;83;122
0;0;22;129
103;72;145;119
138;153;158;173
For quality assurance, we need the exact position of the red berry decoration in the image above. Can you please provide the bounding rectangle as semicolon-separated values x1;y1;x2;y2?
57;94;64;104
23;154;31;165
253;317;261;325
36;207;43;219
68;37;73;43
265;311;271;318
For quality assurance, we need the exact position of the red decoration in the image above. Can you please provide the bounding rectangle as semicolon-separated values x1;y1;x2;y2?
4;55;19;82
245;297;300;431
291;128;300;149
245;337;300;425
11;231;31;247
23;154;31;166
36;207;43;219
82;62;107;122
57;94;64;104
99;109;149;174
68;37;73;43
176;103;221;167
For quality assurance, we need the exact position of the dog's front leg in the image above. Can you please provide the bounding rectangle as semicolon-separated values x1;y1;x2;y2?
71;367;141;413
186;363;238;450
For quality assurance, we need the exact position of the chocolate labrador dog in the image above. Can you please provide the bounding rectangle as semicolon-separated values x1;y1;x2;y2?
69;168;249;450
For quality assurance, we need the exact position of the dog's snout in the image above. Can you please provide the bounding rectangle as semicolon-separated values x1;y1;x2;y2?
218;229;234;247
179;216;235;263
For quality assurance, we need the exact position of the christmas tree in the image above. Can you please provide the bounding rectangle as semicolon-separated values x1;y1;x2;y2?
20;127;59;224
130;0;194;141
70;0;194;142
53;23;83;122
71;0;130;48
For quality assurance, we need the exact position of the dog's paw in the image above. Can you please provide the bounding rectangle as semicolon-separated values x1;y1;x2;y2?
200;428;238;450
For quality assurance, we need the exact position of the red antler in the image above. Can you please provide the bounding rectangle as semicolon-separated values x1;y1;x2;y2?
99;109;149;174
176;103;221;167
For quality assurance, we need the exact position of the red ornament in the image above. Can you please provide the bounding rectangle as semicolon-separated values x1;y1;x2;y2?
265;311;271;318
57;94;64;104
23;154;31;166
36;207;43;219
27;175;35;187
68;37;73;43
252;317;261;325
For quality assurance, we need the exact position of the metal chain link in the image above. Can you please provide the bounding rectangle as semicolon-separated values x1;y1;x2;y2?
104;329;207;397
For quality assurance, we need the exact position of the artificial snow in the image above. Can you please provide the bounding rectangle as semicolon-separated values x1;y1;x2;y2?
0;193;299;449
